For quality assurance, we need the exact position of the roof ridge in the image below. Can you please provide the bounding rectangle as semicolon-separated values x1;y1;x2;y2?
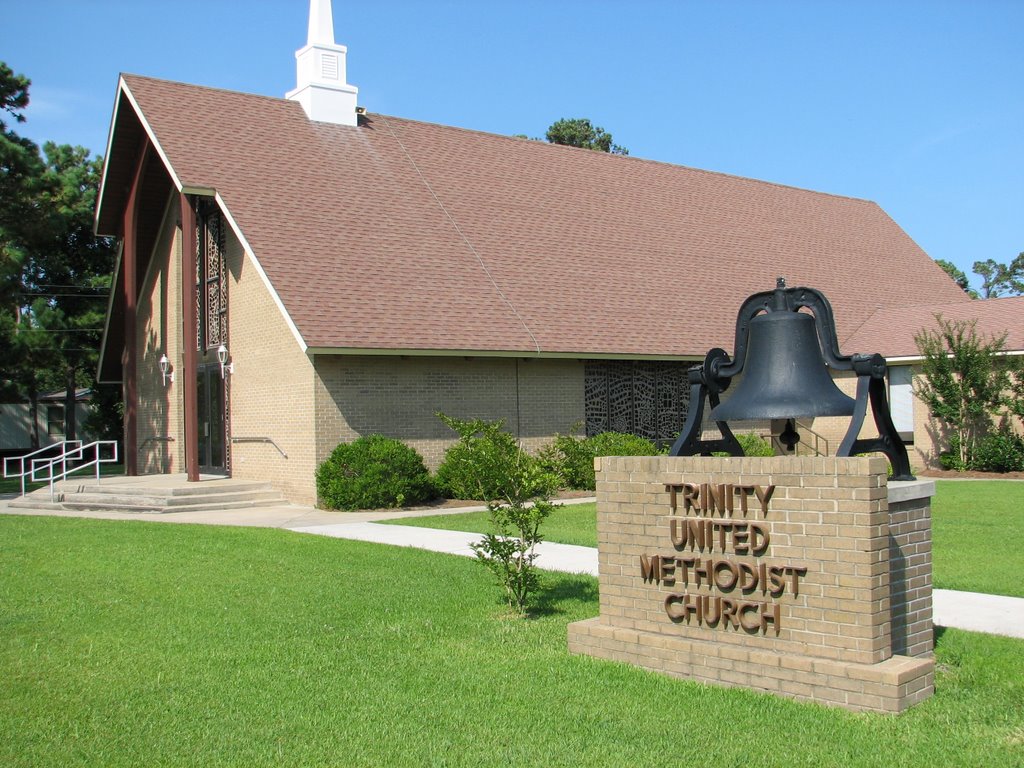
872;294;1024;312
120;73;878;207
120;73;299;109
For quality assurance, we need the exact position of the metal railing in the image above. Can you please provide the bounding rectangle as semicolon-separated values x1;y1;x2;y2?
767;420;830;457
4;441;82;497
28;440;120;502
230;437;288;458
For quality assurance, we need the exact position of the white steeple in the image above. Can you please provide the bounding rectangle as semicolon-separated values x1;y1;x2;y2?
286;0;359;126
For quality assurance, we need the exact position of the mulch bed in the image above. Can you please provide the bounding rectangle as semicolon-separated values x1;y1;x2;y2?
913;469;1024;480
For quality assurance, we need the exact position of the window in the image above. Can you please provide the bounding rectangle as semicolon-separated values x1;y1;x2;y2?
888;366;915;443
584;361;691;442
46;405;65;437
195;200;227;351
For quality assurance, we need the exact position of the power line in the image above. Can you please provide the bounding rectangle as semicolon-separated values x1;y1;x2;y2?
11;328;104;333
18;293;109;298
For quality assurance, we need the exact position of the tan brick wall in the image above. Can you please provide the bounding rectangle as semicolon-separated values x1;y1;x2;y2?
567;455;935;713
888;489;933;657
313;356;584;471
135;198;184;474
223;232;318;505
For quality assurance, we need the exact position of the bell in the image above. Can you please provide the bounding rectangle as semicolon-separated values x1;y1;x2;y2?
712;311;855;421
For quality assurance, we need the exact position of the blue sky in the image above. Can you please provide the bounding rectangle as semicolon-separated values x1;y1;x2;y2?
3;0;1021;290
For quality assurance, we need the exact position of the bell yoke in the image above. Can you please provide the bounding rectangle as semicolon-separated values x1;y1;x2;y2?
669;278;915;481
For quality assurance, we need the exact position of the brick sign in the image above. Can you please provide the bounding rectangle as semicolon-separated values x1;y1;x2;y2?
568;455;935;713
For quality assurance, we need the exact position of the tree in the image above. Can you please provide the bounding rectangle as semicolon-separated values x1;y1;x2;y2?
935;259;976;297
0;62;117;447
972;254;1024;299
545;117;629;155
0;63;44;329
27;142;115;441
913;315;1014;469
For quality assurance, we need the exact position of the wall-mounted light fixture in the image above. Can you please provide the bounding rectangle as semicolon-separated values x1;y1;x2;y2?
217;344;234;379
159;354;174;385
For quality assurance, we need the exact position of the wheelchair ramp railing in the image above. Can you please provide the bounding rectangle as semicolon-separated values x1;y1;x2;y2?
27;441;120;502
4;441;82;497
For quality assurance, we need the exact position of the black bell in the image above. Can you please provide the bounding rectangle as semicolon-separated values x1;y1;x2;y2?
712;311;855;421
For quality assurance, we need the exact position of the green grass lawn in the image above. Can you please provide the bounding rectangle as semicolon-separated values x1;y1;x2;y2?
389;480;1024;598
931;480;1024;597
1;515;1022;767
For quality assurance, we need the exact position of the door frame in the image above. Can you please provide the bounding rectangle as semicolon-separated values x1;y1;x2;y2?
196;363;229;475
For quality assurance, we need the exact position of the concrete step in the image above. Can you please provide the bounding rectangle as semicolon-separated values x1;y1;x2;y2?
61;490;284;509
60;497;286;514
7;497;66;512
8;478;286;514
72;480;275;497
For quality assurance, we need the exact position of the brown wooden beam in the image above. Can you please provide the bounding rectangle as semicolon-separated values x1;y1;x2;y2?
180;193;200;481
121;142;147;476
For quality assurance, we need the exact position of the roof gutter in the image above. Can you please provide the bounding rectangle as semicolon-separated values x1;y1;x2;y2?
305;347;705;362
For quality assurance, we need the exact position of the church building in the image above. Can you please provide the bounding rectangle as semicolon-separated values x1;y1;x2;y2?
96;0;1002;504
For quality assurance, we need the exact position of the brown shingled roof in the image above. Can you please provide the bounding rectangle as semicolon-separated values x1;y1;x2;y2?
98;74;972;357
843;296;1024;359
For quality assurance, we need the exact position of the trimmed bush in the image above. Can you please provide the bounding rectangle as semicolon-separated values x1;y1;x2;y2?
537;433;593;490
316;435;434;510
435;415;529;500
541;431;658;491
588;431;659;459
939;435;966;471
972;430;1024;472
736;432;774;457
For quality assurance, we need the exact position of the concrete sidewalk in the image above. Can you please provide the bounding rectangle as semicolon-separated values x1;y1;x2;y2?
2;494;1021;640
290;520;600;575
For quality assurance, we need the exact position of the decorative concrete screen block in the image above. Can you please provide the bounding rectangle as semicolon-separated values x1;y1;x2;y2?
567;455;935;713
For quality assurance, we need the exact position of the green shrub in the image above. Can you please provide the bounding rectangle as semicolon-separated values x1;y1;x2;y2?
537;432;593;490
972;430;1024;472
737;432;774;457
713;433;775;458
436;414;541;500
939;435;967;471
541;431;659;491
588;431;659;459
316;435;434;510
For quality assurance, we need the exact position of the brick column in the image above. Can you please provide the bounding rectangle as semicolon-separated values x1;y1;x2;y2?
121;144;147;476
179;194;200;481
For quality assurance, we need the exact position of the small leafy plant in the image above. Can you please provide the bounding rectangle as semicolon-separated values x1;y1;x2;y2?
437;413;558;613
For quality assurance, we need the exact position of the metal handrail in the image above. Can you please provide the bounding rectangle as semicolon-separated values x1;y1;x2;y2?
767;421;830;457
30;440;120;502
3;441;83;496
796;420;830;457
230;436;288;458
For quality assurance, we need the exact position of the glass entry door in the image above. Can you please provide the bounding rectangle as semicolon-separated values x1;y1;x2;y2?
197;365;227;474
